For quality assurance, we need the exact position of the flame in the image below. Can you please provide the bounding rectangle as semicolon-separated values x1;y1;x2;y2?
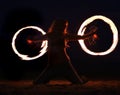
78;15;118;56
12;26;48;61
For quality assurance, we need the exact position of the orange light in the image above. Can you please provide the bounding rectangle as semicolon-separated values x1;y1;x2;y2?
93;34;98;39
27;39;33;44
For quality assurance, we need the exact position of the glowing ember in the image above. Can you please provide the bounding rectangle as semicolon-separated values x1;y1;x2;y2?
78;15;118;56
12;26;48;61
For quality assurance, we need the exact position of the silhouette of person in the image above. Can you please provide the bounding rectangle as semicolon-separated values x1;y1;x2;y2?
32;19;97;84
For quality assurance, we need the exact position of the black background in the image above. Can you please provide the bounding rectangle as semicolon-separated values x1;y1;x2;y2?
0;0;120;80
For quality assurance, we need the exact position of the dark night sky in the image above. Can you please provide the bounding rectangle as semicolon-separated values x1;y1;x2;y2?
0;0;120;80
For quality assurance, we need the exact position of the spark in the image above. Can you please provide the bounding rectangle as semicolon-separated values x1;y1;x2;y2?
78;15;118;56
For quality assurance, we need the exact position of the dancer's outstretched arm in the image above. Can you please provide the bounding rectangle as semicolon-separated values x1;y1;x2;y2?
65;26;98;41
27;34;48;44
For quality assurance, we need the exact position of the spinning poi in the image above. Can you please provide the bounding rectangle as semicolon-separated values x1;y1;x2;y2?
78;15;118;55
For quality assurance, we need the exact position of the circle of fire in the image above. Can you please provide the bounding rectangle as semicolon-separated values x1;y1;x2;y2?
12;26;48;60
78;15;118;56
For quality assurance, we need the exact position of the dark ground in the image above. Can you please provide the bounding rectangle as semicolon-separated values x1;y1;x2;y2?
0;79;120;95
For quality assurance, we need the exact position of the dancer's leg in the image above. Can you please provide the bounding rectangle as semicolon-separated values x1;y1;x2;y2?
33;64;52;84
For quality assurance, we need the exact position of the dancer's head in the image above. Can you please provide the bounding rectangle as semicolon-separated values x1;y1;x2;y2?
48;19;68;34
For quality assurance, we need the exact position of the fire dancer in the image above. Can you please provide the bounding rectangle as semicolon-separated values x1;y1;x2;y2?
31;19;97;84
